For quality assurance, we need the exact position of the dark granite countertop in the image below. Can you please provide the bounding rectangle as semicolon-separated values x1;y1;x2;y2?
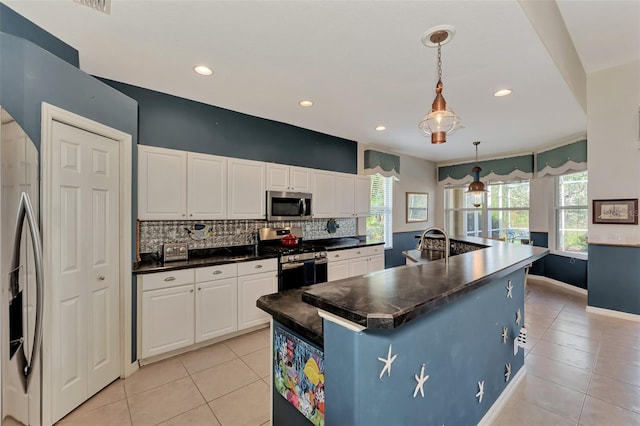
314;237;385;251
301;236;547;330
256;287;324;348
133;238;384;274
133;246;279;275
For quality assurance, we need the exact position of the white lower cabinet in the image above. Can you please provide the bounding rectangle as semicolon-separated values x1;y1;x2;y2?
237;259;278;330
195;264;238;342
348;256;369;277
328;260;349;282
141;259;276;359
141;284;195;358
327;245;386;282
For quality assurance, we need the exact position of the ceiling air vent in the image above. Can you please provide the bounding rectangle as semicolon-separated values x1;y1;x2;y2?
73;0;111;15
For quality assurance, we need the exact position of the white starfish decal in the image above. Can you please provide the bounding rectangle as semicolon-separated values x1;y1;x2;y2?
476;381;485;403
377;344;397;380
515;308;522;325
413;363;430;398
505;363;512;382
501;326;508;344
506;281;513;298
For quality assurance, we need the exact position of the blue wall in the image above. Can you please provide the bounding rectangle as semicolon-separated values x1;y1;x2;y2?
0;3;78;67
385;231;421;268
99;78;358;174
529;232;587;289
588;244;640;315
324;269;525;425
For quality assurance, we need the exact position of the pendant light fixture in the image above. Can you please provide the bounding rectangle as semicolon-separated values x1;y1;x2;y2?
418;26;461;144
466;141;487;207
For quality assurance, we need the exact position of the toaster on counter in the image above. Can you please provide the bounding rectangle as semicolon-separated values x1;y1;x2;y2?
162;242;188;262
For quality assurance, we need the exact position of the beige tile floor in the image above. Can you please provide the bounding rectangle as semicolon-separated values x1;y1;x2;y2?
57;278;640;425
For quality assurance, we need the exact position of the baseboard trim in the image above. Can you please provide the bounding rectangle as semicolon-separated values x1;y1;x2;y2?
586;306;640;323
478;366;526;426
528;274;587;295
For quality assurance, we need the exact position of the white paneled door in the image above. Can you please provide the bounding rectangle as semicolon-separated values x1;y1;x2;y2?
50;121;120;423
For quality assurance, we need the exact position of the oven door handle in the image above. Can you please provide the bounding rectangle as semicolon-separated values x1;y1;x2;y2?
281;262;306;270
314;258;328;265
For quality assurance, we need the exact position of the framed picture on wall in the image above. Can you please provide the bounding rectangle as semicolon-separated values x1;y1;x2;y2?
592;198;638;224
406;192;428;223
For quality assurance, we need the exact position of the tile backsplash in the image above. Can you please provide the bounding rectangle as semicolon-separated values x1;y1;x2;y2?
138;218;358;255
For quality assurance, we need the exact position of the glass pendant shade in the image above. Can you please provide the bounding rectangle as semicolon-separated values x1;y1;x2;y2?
466;166;487;208
418;80;461;144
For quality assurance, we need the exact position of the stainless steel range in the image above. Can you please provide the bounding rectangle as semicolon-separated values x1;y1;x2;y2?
258;227;328;291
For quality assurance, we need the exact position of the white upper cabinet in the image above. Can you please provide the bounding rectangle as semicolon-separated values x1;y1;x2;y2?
228;158;266;219
311;170;335;218
187;152;227;220
334;173;355;217
266;163;289;192
354;175;371;217
138;145;188;220
266;164;311;192
289;166;312;192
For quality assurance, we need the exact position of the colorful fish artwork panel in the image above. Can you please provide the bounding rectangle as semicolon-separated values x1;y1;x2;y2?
273;327;325;426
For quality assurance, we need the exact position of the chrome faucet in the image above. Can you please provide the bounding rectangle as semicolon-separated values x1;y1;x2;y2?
416;227;450;262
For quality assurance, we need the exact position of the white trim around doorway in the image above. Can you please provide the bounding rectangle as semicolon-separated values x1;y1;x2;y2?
40;102;134;425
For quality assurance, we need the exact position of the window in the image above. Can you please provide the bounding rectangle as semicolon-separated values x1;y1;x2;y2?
444;181;530;242
367;174;393;248
556;171;588;253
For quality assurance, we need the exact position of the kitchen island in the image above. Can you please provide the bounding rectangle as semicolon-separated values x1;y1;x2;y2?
258;236;547;426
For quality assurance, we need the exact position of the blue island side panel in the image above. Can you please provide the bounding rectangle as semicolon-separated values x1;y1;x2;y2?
324;269;525;426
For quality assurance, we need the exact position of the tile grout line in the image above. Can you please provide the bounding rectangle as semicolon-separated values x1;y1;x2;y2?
122;379;135;426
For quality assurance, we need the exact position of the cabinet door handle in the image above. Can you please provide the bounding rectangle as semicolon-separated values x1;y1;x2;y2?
213;270;222;275
334;254;340;258
164;276;176;282
190;289;194;293
198;287;202;291
98;275;105;281
254;264;263;269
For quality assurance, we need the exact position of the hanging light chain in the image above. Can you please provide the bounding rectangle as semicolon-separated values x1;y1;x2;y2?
437;42;443;80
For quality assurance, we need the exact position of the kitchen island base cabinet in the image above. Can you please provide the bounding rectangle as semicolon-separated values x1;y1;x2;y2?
141;284;195;359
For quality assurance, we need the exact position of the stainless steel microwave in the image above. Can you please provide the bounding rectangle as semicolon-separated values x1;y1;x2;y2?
267;191;313;221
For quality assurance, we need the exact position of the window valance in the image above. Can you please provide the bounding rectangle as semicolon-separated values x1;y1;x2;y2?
438;154;534;185
363;149;400;179
536;139;587;177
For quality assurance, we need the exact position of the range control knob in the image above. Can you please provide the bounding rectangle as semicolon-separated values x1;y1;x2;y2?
166;247;173;254
294;255;299;261
179;246;186;253
288;256;294;262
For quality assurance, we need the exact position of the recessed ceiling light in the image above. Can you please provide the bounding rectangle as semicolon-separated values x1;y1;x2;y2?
193;65;213;76
494;89;512;97
376;126;387;131
299;100;314;107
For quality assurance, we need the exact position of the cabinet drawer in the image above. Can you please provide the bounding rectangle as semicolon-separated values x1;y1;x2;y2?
367;245;385;256
195;263;238;283
346;247;367;259
328;249;351;262
141;269;194;292
237;258;278;276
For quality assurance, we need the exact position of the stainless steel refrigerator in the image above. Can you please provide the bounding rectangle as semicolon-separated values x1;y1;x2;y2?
1;108;44;426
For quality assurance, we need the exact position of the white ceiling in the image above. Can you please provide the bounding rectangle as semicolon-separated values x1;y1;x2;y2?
4;1;639;163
